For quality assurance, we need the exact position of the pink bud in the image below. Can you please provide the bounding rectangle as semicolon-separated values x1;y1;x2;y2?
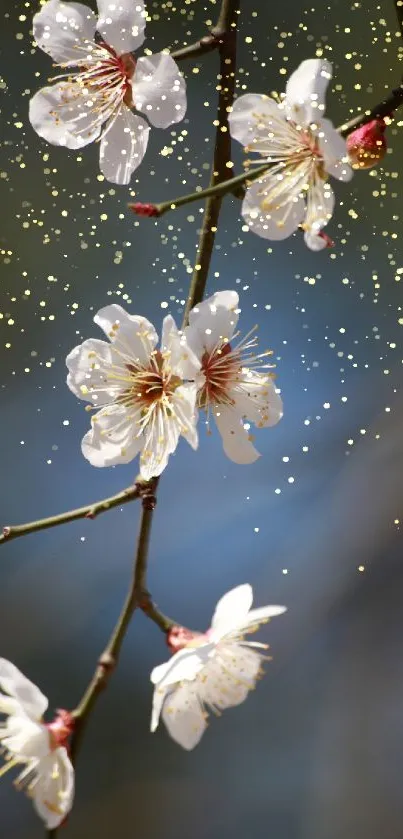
129;202;159;217
346;118;388;170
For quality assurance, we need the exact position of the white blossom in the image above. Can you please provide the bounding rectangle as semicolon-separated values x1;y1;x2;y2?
150;585;287;750
29;0;187;184
185;290;283;464
0;659;74;829
229;58;353;249
66;304;200;478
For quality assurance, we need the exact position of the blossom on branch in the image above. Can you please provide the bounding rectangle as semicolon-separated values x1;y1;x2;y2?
346;118;388;170
0;659;74;829
66;304;200;479
185;290;283;464
150;584;287;750
229;59;353;250
29;0;187;184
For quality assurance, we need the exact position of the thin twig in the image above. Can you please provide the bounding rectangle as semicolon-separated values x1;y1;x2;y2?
338;85;403;136
129;162;270;218
0;484;143;546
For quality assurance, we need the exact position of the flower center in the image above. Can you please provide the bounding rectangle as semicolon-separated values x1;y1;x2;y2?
199;341;239;409
124;350;182;411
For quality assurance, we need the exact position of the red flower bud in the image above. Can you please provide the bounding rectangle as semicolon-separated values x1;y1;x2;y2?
129;202;160;217
346;118;388;170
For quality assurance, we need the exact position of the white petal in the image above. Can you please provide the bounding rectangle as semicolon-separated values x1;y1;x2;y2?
160;315;200;381
33;0;96;63
316;117;353;182
99;108;149;184
305;177;334;235
186;290;239;357
242;177;305;241
29;83;102;150
139;402;182;480
151;646;211;688
303;230;328;251
161;683;207;750
202;644;261;708
241;605;287;630
210;584;253;639
33;748;74;829
213;404;261;464
93;304;158;364
81;405;143;467
1;716;50;760
171;383;199;451
96;0;146;54
232;375;283;429
229;93;284;147
0;659;48;720
150;683;168;733
284;58;333;125
132;53;187;129
66;338;114;405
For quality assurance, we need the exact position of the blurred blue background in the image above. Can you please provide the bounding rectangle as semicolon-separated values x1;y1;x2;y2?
1;0;403;836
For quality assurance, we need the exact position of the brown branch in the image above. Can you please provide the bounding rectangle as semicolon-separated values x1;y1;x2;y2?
0;483;144;546
338;83;403;136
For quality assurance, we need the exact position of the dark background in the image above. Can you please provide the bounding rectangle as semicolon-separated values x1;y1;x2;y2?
1;0;403;836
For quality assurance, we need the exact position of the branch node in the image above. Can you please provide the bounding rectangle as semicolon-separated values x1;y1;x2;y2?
2;526;11;538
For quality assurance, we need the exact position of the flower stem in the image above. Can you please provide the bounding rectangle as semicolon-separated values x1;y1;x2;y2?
0;484;143;546
129;162;270;219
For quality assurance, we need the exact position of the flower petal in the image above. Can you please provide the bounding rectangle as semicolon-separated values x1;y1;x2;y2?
0;659;48;720
1;716;50;760
81;405;143;467
66;338;114;405
305;177;335;240
242;177;305;241
229;93;284;147
33;748;74;829
29;83;102;150
316;117;353;181
242;605;287;630
210;584;253;638
214;404;261;464
161;314;200;381
151;646;211;688
93;304;158;364
202;644;261;707
161;683;207;750
99;108;149;184
303;230;328;251
186;290;239;357
96;0;146;54
139;401;182;480
284;58;333;125
232;375;283;429
132;53;187;129
33;0;96;63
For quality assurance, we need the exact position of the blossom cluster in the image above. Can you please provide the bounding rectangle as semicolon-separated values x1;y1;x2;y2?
66;291;283;479
28;0;363;250
1;586;286;825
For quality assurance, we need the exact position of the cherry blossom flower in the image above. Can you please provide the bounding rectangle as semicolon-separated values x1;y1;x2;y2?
185;290;283;464
66;304;200;478
150;584;287;750
229;58;353;250
0;659;74;829
29;0;186;184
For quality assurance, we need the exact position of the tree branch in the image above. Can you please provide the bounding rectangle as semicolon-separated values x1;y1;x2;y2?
0;484;145;546
47;4;240;836
338;84;403;136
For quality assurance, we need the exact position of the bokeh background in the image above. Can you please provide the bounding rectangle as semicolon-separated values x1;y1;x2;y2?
1;0;403;836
